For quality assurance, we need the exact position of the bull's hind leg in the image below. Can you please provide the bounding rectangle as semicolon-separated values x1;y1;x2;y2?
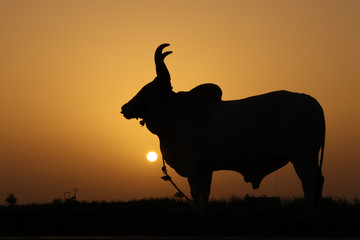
291;153;324;214
187;171;213;203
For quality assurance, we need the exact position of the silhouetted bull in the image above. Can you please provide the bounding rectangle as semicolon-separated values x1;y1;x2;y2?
121;44;325;211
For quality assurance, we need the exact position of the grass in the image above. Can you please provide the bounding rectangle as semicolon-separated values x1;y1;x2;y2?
0;196;359;237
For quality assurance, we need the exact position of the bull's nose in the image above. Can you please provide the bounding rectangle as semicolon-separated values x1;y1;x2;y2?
121;104;127;114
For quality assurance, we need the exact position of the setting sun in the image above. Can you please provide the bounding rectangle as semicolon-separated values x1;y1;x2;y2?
147;152;158;162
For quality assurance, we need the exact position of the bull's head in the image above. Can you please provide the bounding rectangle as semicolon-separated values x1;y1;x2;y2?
121;43;173;126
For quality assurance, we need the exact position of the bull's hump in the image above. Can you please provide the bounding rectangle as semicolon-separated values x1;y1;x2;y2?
188;83;222;103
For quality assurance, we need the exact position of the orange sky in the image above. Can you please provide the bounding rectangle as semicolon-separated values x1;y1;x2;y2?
1;0;359;204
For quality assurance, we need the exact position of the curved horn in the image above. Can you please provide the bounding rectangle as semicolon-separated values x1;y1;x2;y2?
155;43;172;82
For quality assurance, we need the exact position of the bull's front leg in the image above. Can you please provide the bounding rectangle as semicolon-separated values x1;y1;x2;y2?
187;170;213;203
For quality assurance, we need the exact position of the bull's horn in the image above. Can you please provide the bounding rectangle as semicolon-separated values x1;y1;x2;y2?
155;43;172;83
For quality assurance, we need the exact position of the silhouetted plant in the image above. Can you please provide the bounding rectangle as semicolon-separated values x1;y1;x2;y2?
52;198;63;205
5;193;17;206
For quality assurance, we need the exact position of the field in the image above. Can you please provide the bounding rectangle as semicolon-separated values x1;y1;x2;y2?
0;196;359;238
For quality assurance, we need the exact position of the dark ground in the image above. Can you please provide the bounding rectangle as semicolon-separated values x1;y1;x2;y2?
0;196;359;238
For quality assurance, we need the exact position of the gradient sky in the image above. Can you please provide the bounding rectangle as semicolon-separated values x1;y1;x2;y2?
1;0;359;204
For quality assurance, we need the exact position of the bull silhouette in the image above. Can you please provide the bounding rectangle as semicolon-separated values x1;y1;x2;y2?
121;43;325;211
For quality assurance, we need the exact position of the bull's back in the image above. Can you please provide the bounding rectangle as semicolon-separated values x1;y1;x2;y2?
206;91;325;165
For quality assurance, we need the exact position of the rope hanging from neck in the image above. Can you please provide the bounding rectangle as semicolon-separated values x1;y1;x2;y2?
161;158;192;202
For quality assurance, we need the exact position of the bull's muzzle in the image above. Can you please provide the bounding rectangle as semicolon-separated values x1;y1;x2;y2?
121;103;132;119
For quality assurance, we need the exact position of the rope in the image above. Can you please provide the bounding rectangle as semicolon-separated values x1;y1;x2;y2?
161;158;192;202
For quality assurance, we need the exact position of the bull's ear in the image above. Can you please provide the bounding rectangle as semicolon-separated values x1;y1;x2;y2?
154;43;172;88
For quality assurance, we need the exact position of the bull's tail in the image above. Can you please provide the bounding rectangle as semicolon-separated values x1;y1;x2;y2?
317;120;325;206
319;134;325;169
319;116;326;170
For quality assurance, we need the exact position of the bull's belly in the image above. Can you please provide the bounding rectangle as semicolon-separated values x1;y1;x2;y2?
203;128;300;188
208;149;290;189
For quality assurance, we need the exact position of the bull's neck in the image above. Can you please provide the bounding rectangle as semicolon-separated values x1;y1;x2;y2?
144;91;180;139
